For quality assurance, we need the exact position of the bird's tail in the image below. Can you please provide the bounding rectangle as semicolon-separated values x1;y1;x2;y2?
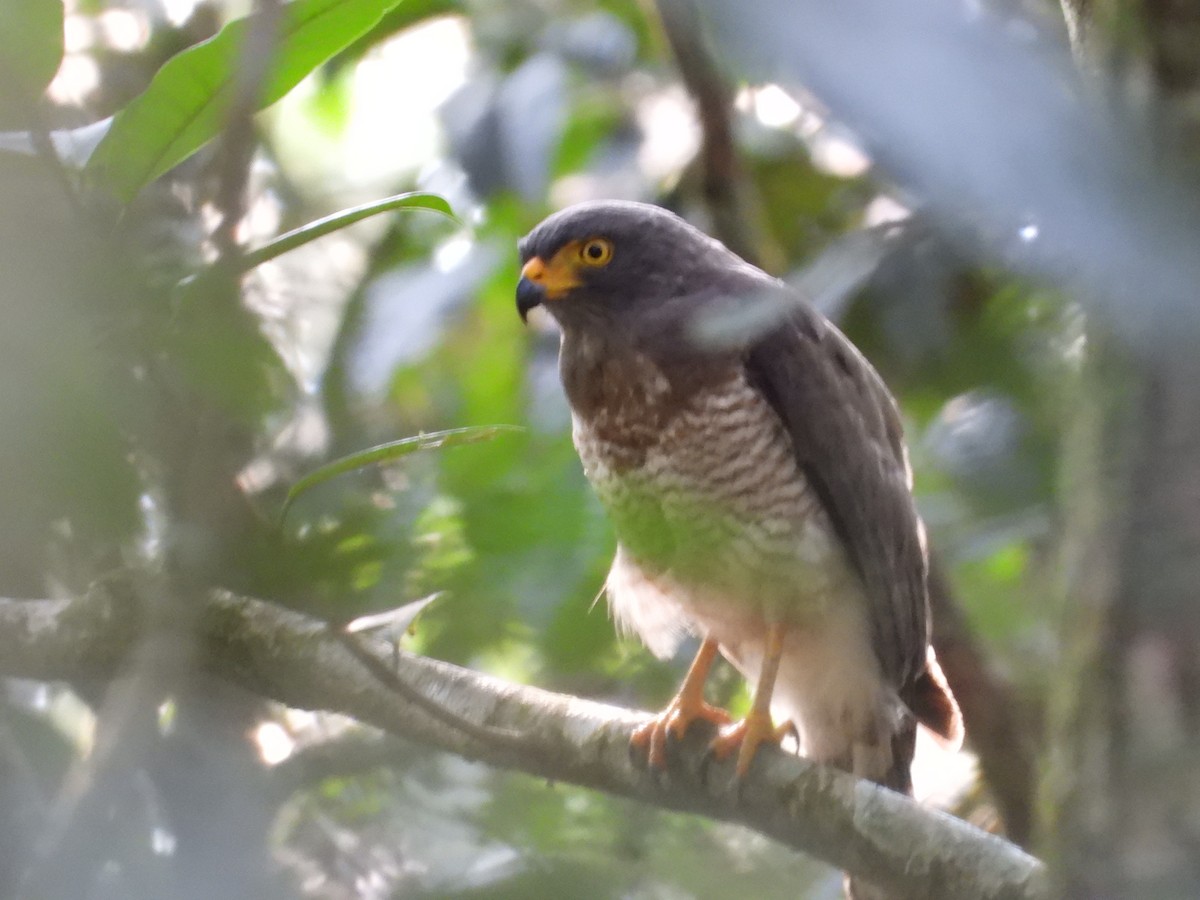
847;650;962;899
759;644;961;899
724;630;963;899
906;647;963;751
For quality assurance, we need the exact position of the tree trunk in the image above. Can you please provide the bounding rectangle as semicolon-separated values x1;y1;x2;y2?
1052;3;1200;895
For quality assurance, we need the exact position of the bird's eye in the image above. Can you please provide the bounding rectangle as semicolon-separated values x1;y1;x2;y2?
578;238;613;267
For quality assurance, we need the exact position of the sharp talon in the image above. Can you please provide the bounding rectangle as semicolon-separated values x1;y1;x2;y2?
650;721;669;768
669;701;731;741
630;695;733;771
628;638;732;771
628;729;648;763
709;711;792;777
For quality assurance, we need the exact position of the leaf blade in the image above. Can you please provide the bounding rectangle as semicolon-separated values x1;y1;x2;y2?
239;192;457;272
282;425;522;519
86;0;405;202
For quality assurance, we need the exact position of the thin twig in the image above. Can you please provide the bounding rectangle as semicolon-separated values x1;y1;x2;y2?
211;0;283;259
327;627;529;749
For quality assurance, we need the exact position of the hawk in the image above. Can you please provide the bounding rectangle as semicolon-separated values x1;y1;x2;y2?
516;200;961;798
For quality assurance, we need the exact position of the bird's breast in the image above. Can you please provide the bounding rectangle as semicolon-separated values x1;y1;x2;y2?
570;357;841;594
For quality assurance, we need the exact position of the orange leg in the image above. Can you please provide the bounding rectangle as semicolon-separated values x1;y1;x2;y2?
632;637;732;768
710;622;793;776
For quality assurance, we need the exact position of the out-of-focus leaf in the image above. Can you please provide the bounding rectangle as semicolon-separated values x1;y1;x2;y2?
86;0;408;202
923;389;1039;510
0;705;76;790
168;273;286;424
0;158;141;590
327;0;463;76
238;192;456;273
553;96;622;177
699;0;1200;340
949;531;1039;650
0;0;64;125
283;425;521;518
546;12;638;76
347;242;498;397
343;591;443;637
0;117;113;167
693;221;909;348
496;54;567;200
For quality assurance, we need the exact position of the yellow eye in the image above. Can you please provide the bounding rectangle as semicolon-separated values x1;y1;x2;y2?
578;238;613;267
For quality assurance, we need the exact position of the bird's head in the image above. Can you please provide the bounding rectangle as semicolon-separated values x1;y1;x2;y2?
516;201;748;329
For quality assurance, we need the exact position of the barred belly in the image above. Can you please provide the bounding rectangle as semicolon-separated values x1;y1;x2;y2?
573;365;858;652
571;355;897;780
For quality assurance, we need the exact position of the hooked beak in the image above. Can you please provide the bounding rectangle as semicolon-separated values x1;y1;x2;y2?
516;254;581;323
517;261;545;323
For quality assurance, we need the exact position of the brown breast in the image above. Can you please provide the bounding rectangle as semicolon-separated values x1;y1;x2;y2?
566;341;837;594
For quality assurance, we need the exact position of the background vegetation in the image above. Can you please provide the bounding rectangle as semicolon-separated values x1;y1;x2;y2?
1;0;1195;896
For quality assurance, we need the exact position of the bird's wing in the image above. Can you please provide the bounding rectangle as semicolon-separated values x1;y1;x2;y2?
742;302;927;690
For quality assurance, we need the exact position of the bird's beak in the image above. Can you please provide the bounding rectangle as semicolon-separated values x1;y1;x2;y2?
516;254;582;323
517;260;544;323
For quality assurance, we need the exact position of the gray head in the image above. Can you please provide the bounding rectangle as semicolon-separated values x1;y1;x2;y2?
515;201;760;331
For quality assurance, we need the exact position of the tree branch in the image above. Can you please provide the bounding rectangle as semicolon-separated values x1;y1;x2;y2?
654;0;785;273
0;590;1047;900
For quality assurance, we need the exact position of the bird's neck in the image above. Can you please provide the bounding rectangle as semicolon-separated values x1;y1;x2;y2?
558;329;666;423
556;326;732;437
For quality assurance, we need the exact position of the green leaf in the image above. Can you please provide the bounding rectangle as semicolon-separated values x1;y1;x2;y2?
0;0;64;125
282;425;522;519
86;0;406;202
238;192;457;272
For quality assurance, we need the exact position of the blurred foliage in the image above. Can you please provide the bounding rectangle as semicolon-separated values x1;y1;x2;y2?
0;0;1077;897
87;0;412;201
0;0;64;125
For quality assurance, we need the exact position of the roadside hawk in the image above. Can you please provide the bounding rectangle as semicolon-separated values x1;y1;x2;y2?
516;200;962;797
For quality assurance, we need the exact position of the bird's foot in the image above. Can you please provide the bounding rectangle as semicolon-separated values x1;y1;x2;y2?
632;695;732;769
709;709;793;777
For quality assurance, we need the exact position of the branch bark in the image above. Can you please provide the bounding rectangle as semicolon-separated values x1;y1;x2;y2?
0;589;1046;900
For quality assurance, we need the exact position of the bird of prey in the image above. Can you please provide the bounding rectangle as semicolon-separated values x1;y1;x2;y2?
516;200;961;797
